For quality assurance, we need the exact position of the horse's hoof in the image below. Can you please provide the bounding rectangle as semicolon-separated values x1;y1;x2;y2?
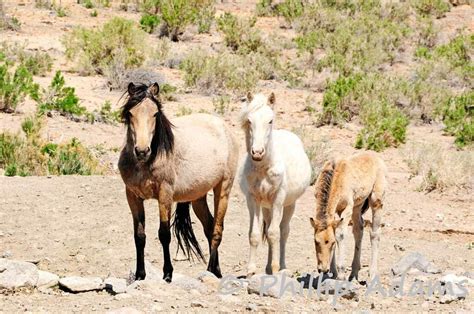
163;274;172;283
135;271;146;281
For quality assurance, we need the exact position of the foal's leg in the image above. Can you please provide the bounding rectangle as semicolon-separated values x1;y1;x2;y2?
349;206;364;282
246;196;261;277
261;207;272;274
279;203;295;271
267;191;286;275
158;186;174;282
369;196;383;280
334;202;352;280
208;177;234;278
192;195;214;252
126;188;146;280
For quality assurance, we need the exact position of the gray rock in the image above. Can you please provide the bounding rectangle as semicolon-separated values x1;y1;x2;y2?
246;303;258;311
0;251;12;258
172;273;208;293
37;270;59;288
440;274;474;287
391;252;440;276
105;277;127;294
0;258;39;289
59;276;104;292
197;271;219;289
248;273;302;298
129;261;162;282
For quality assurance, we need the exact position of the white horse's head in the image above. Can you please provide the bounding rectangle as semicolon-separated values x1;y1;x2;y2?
240;92;276;161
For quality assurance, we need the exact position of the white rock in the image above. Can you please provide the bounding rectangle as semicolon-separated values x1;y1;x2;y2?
105;277;127;294
59;276;104;292
0;258;39;289
172;273;207;293
440;274;474;287
37;270;59;288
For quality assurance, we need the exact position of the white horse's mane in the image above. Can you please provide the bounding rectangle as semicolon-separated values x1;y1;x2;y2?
239;93;269;127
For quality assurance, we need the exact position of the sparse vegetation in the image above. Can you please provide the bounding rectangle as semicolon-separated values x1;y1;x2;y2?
412;0;450;18
0;115;102;176
39;71;85;117
0;41;53;76
217;13;262;53
212;95;231;115
140;13;160;33
63;17;147;75
176;105;192;117
0;60;40;113
437;92;473;148
404;142;473;191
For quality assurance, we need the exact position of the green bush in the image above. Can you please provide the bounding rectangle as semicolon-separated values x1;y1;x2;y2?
0;61;40;112
39;71;85;116
63;17;147;75
181;50;263;94
194;2;215;34
412;0;450;18
0;115;101;176
437;92;473;148
160;0;198;41
276;0;305;25
140;13;160;33
256;0;276;17
0;42;53;76
355;100;409;151
217;13;262;53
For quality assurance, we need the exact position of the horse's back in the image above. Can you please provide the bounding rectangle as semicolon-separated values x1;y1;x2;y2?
171;114;239;201
273;129;312;203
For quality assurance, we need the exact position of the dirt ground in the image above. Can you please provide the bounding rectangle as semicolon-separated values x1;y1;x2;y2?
0;0;473;312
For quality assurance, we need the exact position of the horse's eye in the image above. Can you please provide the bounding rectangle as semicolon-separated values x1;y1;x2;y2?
325;240;329;244
269;120;273;124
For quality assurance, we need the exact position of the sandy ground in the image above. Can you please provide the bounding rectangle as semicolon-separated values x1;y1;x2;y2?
0;0;473;312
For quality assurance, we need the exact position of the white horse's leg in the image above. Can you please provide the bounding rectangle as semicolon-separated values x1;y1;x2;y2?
369;171;386;280
261;207;272;274
246;196;261;277
279;203;295;271
267;193;285;274
349;207;364;282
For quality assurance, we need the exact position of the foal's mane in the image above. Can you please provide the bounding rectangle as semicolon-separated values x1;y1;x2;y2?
315;160;336;228
121;83;174;157
239;94;269;127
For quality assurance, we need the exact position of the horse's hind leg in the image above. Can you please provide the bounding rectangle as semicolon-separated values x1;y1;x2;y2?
208;177;234;277
369;172;386;280
126;188;146;280
279;203;295;271
192;195;214;252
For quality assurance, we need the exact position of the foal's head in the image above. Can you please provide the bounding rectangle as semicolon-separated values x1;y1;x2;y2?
121;82;174;163
310;217;343;274
240;92;276;161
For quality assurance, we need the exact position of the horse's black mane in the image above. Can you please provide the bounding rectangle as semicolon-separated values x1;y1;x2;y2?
315;161;335;229
121;83;174;158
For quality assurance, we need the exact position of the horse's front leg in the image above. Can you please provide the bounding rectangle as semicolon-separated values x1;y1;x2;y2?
279;203;295;271
158;186;174;282
334;203;352;280
267;192;285;275
126;188;146;280
246;195;261;278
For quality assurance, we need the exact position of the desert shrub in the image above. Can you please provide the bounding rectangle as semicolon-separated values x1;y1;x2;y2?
0;41;53;76
194;1;215;34
0;0;20;31
83;0;94;9
216;13;263;53
63;17;147;75
433;34;473;81
141;0;161;14
412;0;450;18
276;0;305;25
212;95;231;115
437;92;473;148
39;71;85;116
404;142;473;191
181;50;261;94
0;115;101;176
256;0;276;17
294;1;410;75
176;105;192;117
0;61;40;113
140;13;160;33
90;101;121;124
305;137;333;185
355;100;409;151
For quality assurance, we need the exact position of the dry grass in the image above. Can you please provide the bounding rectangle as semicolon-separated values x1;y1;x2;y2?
404;142;473;192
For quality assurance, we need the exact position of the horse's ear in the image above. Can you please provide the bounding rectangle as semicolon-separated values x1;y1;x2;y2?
148;82;160;97
310;217;318;230
128;82;136;95
268;92;276;108
332;217;344;229
247;92;253;102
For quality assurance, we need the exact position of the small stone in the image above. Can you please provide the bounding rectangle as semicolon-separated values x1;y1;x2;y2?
0;258;39;289
1;251;12;258
246;303;258;311
391;252;440;276
37;270;59;288
190;301;206;308
105;277;127;294
59;276;104;292
113;293;132;301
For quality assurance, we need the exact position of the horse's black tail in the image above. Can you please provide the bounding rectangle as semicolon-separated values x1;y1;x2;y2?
172;202;205;262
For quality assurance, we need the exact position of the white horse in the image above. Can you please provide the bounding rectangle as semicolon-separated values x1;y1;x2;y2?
239;92;311;277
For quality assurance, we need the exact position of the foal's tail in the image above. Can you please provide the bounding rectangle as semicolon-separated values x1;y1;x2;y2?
172;202;205;262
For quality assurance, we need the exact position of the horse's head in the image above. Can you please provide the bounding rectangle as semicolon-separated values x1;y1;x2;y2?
240;92;276;162
122;82;173;163
310;217;343;274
